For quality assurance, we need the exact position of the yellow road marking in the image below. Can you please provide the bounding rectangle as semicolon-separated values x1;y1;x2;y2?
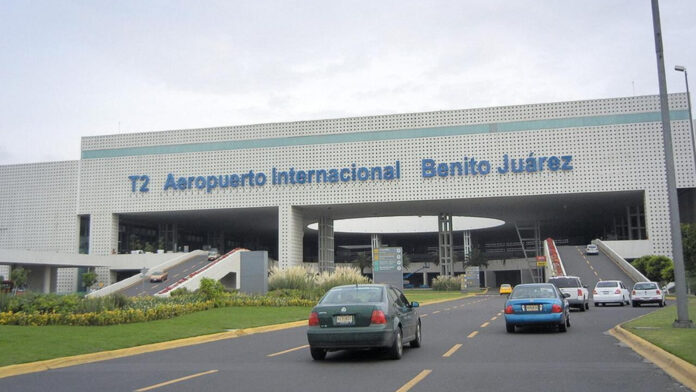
433;310;440;314
442;344;463;357
467;331;479;338
267;344;309;357
497;312;502;316
395;369;432;392
134;369;218;392
445;308;451;311
480;322;490;328
594;271;599;276
589;265;594;270
490;316;497;321
421;314;428;318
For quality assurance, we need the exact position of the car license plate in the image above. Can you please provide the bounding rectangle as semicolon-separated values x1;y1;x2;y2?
523;304;540;312
335;315;354;325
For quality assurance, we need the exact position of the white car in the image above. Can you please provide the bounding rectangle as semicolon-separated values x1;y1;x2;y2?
585;244;599;255
593;280;630;306
631;281;666;307
548;275;589;311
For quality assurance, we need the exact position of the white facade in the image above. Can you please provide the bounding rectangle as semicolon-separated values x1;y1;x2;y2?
0;93;694;290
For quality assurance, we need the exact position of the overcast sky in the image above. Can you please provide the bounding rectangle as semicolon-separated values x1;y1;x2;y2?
0;1;694;165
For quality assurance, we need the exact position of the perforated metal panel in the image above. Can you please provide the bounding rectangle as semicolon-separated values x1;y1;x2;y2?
0;94;693;272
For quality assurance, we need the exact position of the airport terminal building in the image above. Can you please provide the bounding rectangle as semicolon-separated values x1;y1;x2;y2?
1;93;695;292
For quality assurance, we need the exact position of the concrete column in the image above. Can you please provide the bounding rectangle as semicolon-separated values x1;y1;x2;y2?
371;234;382;252
43;265;52;293
438;213;454;276
90;213;119;255
462;230;471;265
318;217;334;272
278;205;304;270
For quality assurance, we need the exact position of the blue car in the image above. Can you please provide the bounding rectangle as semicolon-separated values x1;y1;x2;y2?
504;283;571;333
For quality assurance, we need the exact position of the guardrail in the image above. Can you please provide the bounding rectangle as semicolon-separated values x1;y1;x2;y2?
593;239;649;283
86;250;206;298
544;238;566;279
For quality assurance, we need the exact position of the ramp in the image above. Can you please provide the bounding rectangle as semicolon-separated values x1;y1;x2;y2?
154;248;248;297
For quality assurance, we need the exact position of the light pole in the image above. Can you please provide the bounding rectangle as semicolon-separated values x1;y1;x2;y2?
675;66;696;178
651;0;692;328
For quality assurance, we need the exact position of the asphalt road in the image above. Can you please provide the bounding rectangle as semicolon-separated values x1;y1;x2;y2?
558;245;637;295
119;254;211;297
0;294;687;391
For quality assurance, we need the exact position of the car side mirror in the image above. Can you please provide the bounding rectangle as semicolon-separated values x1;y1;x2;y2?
411;301;419;308
562;293;571;298
583;285;588;289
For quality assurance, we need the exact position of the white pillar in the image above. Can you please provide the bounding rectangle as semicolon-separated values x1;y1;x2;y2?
278;205;304;270
90;213;119;255
318;217;334;272
43;265;52;293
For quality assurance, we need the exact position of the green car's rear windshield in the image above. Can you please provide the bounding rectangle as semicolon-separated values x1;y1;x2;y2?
320;287;384;304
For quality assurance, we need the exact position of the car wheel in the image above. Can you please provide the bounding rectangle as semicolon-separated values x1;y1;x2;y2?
410;321;422;348
559;318;567;332
388;328;403;360
632;302;638;307
506;323;515;333
310;347;326;361
579;303;586;312
566;314;571;327
660;300;665;307
585;302;590;310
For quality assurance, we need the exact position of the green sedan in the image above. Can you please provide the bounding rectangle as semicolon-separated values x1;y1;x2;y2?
306;284;421;360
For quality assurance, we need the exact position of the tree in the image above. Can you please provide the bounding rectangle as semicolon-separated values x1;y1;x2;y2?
351;252;372;275
681;223;696;274
143;242;155;253
631;255;673;283
462;247;488;268
10;267;30;291
82;270;98;291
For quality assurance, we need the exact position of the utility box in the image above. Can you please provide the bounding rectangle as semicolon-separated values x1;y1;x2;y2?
240;251;268;295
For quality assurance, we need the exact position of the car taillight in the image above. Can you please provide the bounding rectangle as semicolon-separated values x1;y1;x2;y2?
577;289;583;296
615;289;621;294
504;305;514;314
632;290;636;295
370;310;387;324
593;289;598;295
551;304;562;313
656;289;661;295
308;311;319;326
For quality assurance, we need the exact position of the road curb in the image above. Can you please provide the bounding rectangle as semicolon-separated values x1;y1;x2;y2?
0;320;306;380
609;324;696;391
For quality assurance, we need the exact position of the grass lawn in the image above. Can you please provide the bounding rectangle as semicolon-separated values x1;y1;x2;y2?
0;306;311;367
622;296;696;365
0;289;480;367
404;289;480;304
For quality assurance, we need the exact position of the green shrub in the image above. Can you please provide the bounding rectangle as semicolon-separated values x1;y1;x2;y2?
632;255;674;283
169;287;190;297
315;266;370;293
268;266;315;291
431;275;461;291
198;278;227;301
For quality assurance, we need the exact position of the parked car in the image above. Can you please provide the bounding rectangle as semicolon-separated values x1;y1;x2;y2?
306;284;421;360
631;281;665;307
149;271;168;282
585;244;599;255
548;275;589;311
504;283;571;333
593;280;630;306
208;248;220;261
499;283;512;295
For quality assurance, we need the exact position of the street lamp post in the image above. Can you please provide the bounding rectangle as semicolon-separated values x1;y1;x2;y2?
651;0;693;328
675;66;696;180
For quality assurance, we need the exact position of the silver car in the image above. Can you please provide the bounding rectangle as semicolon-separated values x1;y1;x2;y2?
585;244;599;255
631;282;665;307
